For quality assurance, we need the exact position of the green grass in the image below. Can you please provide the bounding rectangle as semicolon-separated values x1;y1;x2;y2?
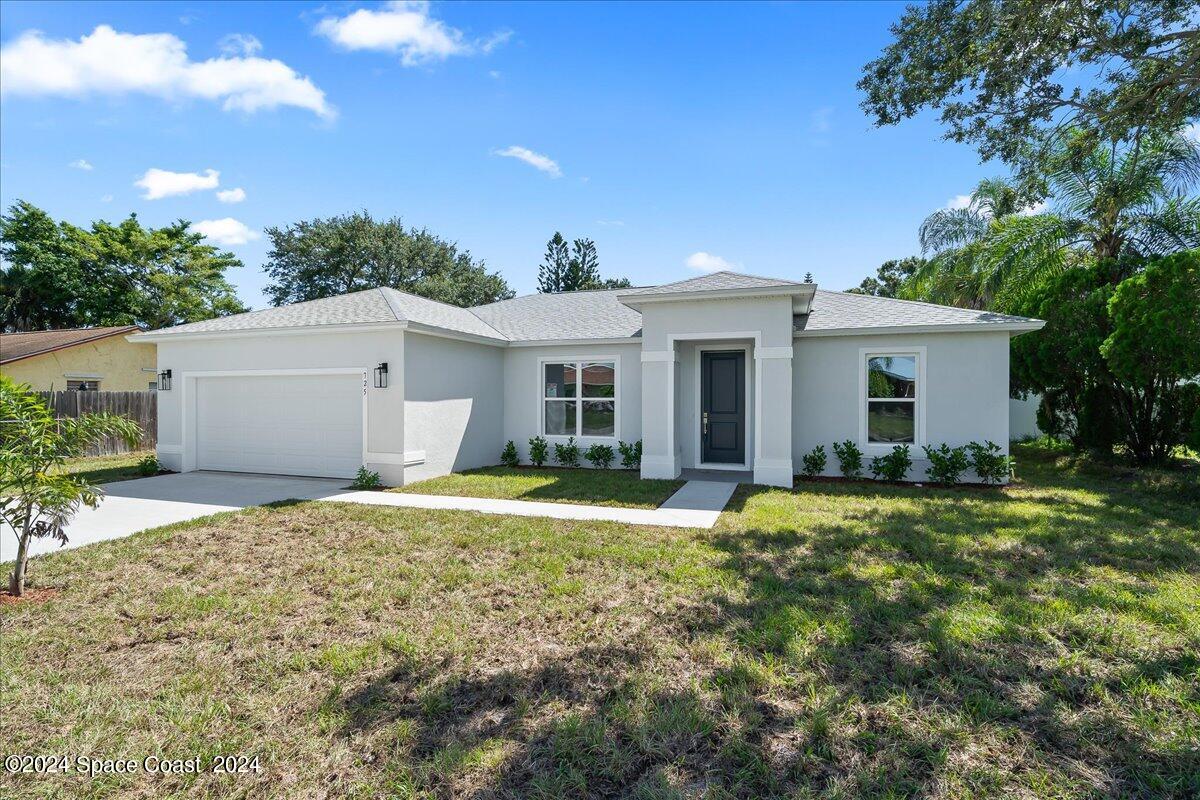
394;465;685;509
51;450;155;485
2;442;1197;798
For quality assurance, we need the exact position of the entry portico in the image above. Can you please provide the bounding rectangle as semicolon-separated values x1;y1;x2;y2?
617;274;815;487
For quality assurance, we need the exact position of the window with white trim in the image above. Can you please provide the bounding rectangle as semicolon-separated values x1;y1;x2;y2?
865;354;917;443
543;360;616;437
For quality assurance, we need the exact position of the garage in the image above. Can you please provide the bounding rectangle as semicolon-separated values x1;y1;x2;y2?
194;373;364;479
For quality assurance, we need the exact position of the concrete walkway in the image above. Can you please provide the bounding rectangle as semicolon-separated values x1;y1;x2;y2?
320;479;737;529
1;471;348;561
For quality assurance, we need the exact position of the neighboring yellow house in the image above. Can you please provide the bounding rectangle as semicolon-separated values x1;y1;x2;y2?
1;326;157;391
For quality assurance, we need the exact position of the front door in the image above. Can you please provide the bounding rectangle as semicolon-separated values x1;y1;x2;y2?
701;350;745;464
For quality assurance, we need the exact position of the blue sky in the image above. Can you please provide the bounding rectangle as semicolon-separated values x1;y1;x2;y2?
1;1;997;309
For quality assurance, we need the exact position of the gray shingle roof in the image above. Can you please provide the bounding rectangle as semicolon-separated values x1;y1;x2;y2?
796;290;1039;332
471;289;643;341
621;270;804;296
140;278;1039;343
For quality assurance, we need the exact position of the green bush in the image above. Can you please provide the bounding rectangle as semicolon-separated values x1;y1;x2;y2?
527;436;549;467
831;440;863;479
870;445;912;482
500;440;520;467
584;443;614;469
136;454;161;476
617;440;642;470
922;443;967;484
351;466;382;489
553;437;580;468
967;441;1011;485
800;445;827;477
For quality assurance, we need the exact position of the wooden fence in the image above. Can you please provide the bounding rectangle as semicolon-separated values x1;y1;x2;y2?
35;391;157;455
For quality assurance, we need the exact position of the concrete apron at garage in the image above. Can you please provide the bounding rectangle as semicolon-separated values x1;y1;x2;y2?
1;471;349;562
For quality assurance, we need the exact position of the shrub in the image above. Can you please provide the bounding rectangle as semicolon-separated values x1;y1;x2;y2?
967;441;1011;485
0;376;141;596
870;445;912;482
923;443;968;485
617;440;642;470
528;436;549;467
800;445;827;477
351;466;382;489
831;440;863;479
553;437;580;468
136;454;161;476
584;443;615;469
500;440;520;467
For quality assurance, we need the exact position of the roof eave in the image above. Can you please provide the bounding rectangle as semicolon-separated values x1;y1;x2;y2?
128;320;408;343
618;284;815;310
794;320;1045;338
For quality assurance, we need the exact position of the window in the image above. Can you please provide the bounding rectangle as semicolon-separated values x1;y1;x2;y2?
66;380;99;391
542;359;616;437
148;381;158;391
865;354;917;444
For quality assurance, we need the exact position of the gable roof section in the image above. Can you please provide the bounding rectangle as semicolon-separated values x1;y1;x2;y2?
796;290;1042;335
470;289;643;342
1;326;141;364
130;289;506;343
620;271;803;296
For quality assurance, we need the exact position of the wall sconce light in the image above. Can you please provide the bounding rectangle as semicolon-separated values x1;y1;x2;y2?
158;369;172;391
373;362;388;389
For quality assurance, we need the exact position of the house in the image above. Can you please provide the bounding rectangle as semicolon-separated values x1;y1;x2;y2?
1;326;157;391
130;272;1044;487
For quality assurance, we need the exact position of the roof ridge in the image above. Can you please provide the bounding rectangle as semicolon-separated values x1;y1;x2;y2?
473;285;652;309
816;289;1034;321
377;286;509;340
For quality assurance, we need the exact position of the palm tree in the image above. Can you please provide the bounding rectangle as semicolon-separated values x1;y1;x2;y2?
905;128;1200;310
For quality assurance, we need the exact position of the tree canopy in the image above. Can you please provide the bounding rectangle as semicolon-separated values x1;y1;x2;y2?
845;257;925;298
263;211;513;308
860;0;1200;183
537;232;632;292
0;200;245;332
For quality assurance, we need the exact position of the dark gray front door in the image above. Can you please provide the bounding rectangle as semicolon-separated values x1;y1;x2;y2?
701;350;745;464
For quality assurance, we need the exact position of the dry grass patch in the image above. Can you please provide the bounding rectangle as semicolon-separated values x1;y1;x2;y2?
2;443;1197;798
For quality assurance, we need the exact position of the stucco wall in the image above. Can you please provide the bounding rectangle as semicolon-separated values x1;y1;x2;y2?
501;342;643;464
402;333;506;483
792;330;1012;480
2;336;156;391
153;329;405;483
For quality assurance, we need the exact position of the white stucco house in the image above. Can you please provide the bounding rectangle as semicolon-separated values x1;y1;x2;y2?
130;272;1044;487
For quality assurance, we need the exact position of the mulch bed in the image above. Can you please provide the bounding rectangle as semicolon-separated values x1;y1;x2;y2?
0;587;60;606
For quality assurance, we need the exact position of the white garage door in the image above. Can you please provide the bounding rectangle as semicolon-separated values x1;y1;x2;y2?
195;373;363;478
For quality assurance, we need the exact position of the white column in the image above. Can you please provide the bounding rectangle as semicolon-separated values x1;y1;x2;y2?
639;349;679;479
753;346;794;487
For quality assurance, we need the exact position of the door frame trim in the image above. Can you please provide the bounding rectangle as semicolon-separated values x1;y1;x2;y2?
694;343;752;471
180;367;370;474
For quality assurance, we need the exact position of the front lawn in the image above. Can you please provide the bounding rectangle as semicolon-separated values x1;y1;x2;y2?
2;442;1197;798
51;450;155;485
394;465;685;509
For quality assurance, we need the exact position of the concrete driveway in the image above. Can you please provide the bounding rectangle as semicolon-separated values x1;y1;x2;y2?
1;471;348;562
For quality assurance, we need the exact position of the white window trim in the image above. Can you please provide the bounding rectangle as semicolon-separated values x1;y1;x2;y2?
858;346;926;453
537;355;620;442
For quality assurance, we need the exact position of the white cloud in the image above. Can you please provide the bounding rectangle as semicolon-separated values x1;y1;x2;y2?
493;145;561;178
135;167;219;199
0;25;333;119
218;33;262;57
316;1;510;66
810;106;833;134
216;187;246;203
69;159;93;170
1018;199;1048;216
946;194;973;210
100;194;113;202
596;219;625;227
488;69;501;79
685;252;735;272
190;217;259;245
